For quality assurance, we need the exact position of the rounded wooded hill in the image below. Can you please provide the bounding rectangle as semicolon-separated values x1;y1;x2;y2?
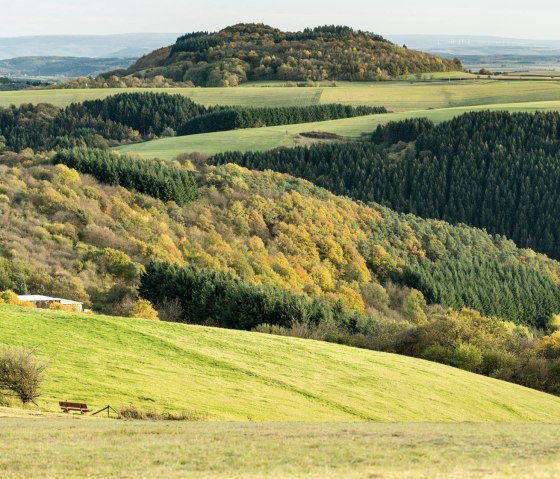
1;304;559;421
115;24;462;86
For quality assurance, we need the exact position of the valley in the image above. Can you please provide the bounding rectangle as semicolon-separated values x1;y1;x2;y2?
1;19;560;479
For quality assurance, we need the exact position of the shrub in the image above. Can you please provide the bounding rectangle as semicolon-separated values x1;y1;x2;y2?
420;344;452;364
451;343;483;372
129;299;159;321
155;298;185;322
0;290;35;308
516;357;550;391
402;289;428;325
48;302;78;312
0;347;48;404
481;350;518;376
535;332;560;360
119;402;205;421
361;282;390;311
547;315;560;333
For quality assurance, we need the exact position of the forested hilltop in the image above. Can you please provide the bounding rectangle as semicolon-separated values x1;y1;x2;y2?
109;24;462;86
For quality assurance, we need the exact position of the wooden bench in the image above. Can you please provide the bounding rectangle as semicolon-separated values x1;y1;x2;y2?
59;401;91;414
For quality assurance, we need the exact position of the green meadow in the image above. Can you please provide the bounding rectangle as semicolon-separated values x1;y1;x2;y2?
1;79;559;111
116;100;560;159
0;86;322;109
1;304;560;422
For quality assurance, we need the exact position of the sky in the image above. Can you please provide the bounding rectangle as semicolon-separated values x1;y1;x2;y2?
2;0;560;40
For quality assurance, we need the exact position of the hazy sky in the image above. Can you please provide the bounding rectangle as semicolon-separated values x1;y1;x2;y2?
3;0;560;39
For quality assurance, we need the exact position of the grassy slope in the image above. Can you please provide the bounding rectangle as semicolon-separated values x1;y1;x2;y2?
116;100;560;159
2;304;560;422
2;420;560;479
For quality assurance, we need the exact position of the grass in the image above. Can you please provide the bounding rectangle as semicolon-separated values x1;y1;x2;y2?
2;418;560;478
0;87;322;109
318;80;560;110
1;80;560;111
116;100;560;159
2;304;560;422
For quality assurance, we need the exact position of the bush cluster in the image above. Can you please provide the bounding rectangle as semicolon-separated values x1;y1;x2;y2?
119;402;205;421
0;346;47;404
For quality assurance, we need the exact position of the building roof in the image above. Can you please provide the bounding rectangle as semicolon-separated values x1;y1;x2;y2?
17;295;57;302
17;295;83;305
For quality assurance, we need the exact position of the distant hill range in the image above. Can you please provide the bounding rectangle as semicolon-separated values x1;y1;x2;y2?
112;24;462;86
386;35;560;72
0;33;180;60
0;56;137;79
386;34;560;56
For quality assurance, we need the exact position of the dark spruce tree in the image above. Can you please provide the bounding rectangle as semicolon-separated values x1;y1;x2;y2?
179;104;387;135
139;261;375;333
53;148;198;205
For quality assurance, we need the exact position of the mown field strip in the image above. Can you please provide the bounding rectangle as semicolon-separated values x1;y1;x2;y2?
0;86;322;108
1;419;560;479
1;79;559;110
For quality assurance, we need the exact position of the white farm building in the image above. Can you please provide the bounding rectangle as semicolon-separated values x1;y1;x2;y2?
17;295;84;312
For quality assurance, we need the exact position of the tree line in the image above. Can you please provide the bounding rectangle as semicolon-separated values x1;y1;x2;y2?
68;92;213;136
171;25;388;56
179;104;387;135
0;93;217;152
139;260;375;334
53;148;198;205
0;103;135;151
0;92;386;153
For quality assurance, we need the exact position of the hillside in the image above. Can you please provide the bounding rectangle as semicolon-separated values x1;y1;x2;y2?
3;153;560;325
213;111;560;260
116;24;462;86
1;91;560;393
3;80;560;111
2;304;560;421
3;150;560;395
